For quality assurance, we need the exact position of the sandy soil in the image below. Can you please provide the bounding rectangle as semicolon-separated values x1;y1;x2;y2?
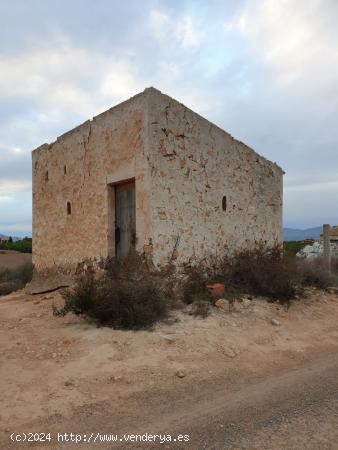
0;250;32;269
1;288;338;449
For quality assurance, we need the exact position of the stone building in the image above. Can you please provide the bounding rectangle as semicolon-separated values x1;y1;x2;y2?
32;87;283;273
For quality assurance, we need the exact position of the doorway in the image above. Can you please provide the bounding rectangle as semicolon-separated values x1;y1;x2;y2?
115;180;136;258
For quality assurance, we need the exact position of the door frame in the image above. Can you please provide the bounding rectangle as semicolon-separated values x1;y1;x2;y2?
107;177;136;259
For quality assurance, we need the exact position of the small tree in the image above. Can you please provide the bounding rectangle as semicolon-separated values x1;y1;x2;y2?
8;236;13;243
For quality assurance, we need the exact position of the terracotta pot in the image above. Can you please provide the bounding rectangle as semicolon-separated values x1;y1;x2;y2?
206;283;225;297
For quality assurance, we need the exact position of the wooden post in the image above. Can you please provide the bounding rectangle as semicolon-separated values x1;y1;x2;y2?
323;224;331;273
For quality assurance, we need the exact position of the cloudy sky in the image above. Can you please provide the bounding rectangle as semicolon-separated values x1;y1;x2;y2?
1;0;337;236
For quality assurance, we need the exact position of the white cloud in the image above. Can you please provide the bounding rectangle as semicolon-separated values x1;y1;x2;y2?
10;147;25;154
0;180;32;196
0;145;27;155
285;180;338;193
100;62;143;100
230;0;338;86
159;61;181;79
0;44;143;118
149;9;203;48
176;16;202;48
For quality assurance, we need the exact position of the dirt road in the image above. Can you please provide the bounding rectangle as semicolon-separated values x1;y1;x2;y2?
67;355;338;449
1;288;338;449
163;355;338;449
22;352;338;450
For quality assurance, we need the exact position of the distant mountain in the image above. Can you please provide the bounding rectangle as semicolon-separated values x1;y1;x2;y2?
283;227;322;241
0;233;21;242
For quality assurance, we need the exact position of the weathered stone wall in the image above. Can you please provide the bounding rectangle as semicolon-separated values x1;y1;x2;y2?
146;89;283;267
32;92;151;270
32;87;283;273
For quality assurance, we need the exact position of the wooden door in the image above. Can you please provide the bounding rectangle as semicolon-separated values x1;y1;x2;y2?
115;181;136;258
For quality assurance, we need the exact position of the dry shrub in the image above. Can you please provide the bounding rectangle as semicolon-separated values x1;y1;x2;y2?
104;251;176;299
212;246;338;301
54;253;172;330
53;247;338;326
217;245;299;301
183;246;300;317
0;262;33;295
0;280;19;296
298;257;338;289
180;263;215;317
182;263;212;305
190;297;211;318
331;258;338;277
182;245;300;307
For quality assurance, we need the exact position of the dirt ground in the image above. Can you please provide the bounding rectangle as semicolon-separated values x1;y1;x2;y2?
1;287;338;449
0;250;32;269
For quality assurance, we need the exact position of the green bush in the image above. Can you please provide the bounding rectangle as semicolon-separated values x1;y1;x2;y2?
0;237;32;253
19;238;32;253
